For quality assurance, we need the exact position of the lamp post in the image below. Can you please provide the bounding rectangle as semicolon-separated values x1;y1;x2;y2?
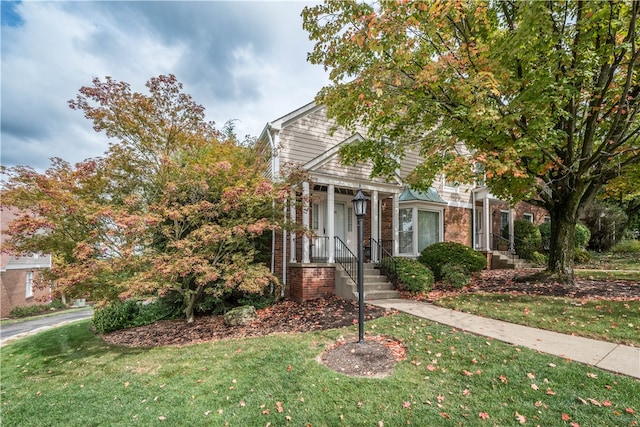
352;187;368;344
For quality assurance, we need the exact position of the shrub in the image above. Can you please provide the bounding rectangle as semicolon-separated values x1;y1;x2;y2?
574;248;592;264
92;300;141;333
538;222;551;251
530;251;548;267
513;219;542;260
440;263;469;289
575;223;591;249
418;242;487;280
583;202;628;251
538;222;593;252
8;300;68;319
381;257;434;294
611;239;640;253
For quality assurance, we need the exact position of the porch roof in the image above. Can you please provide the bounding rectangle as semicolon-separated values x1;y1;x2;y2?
399;187;446;204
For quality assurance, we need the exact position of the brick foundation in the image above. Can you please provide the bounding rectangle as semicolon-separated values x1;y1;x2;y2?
286;263;335;302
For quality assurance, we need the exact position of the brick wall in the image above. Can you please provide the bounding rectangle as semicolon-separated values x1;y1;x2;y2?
1;269;51;318
444;206;472;246
286;264;335;302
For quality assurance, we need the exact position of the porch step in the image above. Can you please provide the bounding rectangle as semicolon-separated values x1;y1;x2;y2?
335;262;400;301
491;251;535;269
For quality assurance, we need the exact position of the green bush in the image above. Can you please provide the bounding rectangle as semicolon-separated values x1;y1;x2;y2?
440;263;469;289
538;222;592;252
513;219;542;260
92;300;141;333
575;223;591;249
418;242;487;280
574;248;592;264
381;257;434;294
611;239;640;253
8;300;68;319
530;251;548;267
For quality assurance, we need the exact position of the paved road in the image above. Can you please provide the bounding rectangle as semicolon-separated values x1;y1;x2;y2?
0;307;93;345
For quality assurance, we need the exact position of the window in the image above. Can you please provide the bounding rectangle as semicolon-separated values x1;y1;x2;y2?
523;213;534;223
399;207;441;254
25;271;33;298
312;203;319;230
418;211;439;252
500;211;509;238
347;207;353;232
399;208;413;254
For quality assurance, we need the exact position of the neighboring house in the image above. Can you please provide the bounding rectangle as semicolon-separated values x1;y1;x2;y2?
257;102;547;303
1;206;52;318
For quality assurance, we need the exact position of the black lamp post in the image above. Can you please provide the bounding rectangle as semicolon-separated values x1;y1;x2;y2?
352;187;368;344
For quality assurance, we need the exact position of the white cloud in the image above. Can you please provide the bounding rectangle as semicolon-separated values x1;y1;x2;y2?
1;1;328;171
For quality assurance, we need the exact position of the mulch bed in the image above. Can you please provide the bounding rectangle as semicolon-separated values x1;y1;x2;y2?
101;296;390;348
423;269;640;301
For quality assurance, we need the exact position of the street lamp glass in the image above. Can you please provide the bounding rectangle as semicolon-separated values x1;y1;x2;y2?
352;188;367;217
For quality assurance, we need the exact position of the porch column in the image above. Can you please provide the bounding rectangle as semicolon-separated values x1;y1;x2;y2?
483;196;491;251
289;189;296;263
392;191;400;255
302;181;310;263
327;184;335;263
371;190;379;261
509;207;516;252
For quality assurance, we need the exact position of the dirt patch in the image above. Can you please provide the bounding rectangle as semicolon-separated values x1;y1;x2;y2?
319;335;407;378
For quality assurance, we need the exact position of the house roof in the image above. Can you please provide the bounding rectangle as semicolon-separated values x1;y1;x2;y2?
399;187;447;204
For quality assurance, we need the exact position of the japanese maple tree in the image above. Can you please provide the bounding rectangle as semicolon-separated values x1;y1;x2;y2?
2;75;286;322
303;0;640;281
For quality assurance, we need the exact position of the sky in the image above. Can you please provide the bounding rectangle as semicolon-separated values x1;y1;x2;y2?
1;0;329;171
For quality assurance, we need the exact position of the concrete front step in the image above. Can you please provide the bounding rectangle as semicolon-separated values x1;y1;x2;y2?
337;262;400;301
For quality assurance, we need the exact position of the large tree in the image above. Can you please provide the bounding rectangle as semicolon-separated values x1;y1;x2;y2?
2;75;286;322
302;0;640;281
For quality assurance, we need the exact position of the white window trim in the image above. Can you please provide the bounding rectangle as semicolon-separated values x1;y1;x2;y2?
523;212;534;223
398;203;444;256
25;271;33;298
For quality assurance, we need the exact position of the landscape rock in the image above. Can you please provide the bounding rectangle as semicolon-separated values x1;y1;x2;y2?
223;305;257;326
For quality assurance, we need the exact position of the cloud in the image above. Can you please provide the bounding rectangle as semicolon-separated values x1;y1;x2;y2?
1;1;328;171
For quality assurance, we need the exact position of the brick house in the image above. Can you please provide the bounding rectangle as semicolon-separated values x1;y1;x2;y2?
257;102;547;302
1;206;52;318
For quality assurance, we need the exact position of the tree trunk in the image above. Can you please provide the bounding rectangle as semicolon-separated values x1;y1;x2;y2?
547;205;577;283
185;285;205;323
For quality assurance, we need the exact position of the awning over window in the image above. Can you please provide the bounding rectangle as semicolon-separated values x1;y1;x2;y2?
399;187;446;204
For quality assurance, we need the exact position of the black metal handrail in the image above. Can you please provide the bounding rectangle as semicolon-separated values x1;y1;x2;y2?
370;238;400;288
334;236;357;283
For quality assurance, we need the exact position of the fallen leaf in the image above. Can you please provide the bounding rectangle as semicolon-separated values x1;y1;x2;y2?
514;411;526;424
462;389;471;396
527;372;535;379
562;413;571;421
588;398;601;407
626;407;635;414
479;412;489;419
276;402;284;413
159;416;167;421
531;384;539;391
603;400;612;407
587;373;598;378
499;375;508;383
403;401;411;409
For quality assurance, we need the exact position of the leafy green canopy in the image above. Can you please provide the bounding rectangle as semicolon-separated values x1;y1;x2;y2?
1;75;287;321
303;1;640;279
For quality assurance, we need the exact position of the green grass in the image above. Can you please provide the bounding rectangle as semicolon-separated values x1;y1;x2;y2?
578;251;640;271
434;294;640;346
0;307;92;326
575;269;640;281
1;316;639;426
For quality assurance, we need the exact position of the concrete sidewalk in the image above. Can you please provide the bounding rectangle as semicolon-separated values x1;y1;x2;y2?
371;299;640;379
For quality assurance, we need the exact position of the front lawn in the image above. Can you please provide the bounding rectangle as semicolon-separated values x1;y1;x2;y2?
1;316;639;426
434;294;640;346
